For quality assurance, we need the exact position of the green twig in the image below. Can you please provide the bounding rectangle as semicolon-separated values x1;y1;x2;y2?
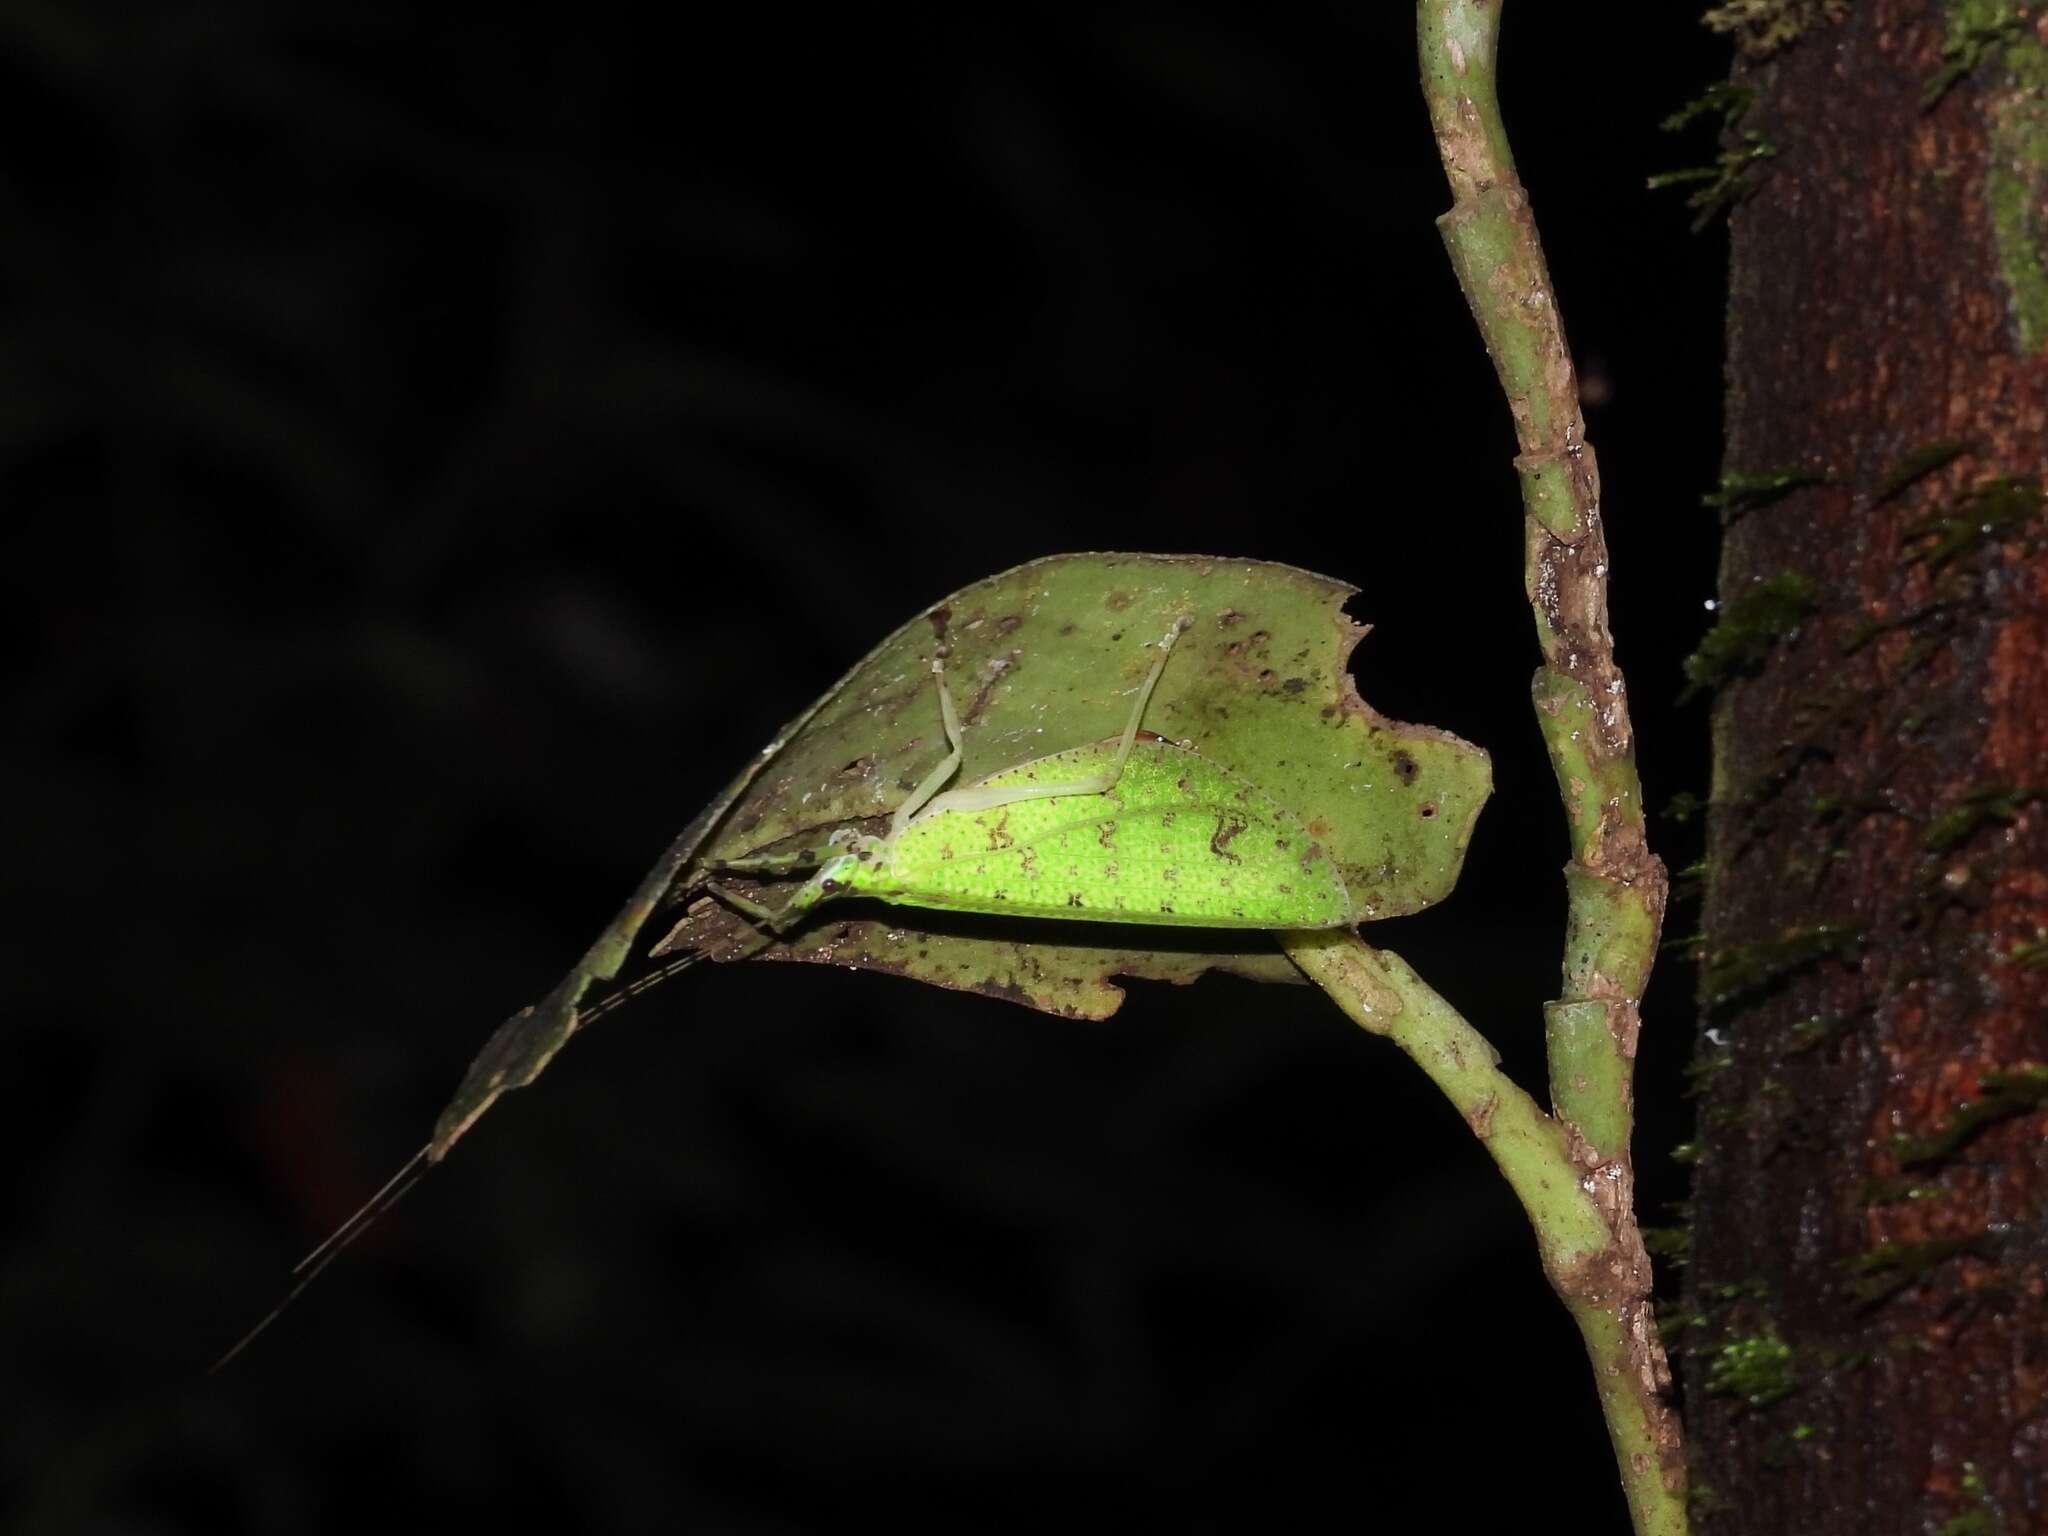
1283;934;1683;1536
1377;4;1686;1532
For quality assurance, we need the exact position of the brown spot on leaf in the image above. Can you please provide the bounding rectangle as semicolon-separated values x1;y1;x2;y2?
1210;810;1248;862
1392;750;1420;784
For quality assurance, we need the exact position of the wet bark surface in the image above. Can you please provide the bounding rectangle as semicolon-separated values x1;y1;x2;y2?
1686;4;2048;1531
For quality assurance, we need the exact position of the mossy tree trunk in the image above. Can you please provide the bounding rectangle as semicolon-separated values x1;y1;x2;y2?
1684;4;2048;1532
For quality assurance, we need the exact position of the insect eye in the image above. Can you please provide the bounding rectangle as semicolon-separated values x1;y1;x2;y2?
821;878;841;892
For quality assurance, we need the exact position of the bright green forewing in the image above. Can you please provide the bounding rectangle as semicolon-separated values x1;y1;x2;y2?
851;739;1354;927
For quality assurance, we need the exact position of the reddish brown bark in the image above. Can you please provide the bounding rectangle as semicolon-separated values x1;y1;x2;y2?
1684;4;2048;1532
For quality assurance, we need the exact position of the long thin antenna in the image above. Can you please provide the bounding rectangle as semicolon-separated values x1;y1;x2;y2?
576;951;704;1022
210;1146;429;1373
210;949;706;1372
290;1147;428;1279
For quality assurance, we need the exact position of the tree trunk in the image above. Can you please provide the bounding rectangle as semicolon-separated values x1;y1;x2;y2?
1684;3;2048;1531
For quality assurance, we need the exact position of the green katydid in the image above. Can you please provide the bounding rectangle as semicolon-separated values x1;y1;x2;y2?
699;619;1358;935
213;555;1486;1371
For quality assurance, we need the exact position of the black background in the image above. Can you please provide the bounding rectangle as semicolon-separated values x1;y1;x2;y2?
6;7;1728;1532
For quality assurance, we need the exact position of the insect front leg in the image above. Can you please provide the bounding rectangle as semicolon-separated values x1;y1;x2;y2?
696;822;866;879
701;850;822;875
705;845;870;937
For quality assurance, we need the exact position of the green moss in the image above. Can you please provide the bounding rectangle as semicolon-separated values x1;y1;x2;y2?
1672;858;1708;905
1653;1297;1705;1339
1760;1421;1828;1467
1894;1065;2048;1166
1663;80;1755;134
1703;1100;1752;1132
1643;1205;1696;1266
1709;1279;1769;1304
1925;1;2030;105
1703;0;1852;57
1642;1226;1693;1265
1681;572;1820;701
1719;678;1880;820
1702;920;1862;1006
1684;1036;1733;1094
1860;1175;1944;1204
1846;1231;1997;1306
1664;790;1708;823
1811;790;1902;825
1873;439;1973;503
1688;1482;1731;1519
1665;931;1707;962
1932;5;2048;350
1796;802;1885;895
2007;932;2048;968
1987;163;2048;352
1706;1327;1799;1407
1700;466;1826;515
1650;83;1780;231
1779;1013;1850;1054
1937;1459;2000;1536
1838;602;1955;657
1922;784;2047;850
1900;628;1954;678
1904;476;2045;571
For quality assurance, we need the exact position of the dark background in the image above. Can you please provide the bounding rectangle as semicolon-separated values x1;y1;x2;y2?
4;7;1728;1532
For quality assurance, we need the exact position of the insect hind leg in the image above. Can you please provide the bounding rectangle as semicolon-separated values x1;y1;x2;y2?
889;652;968;839
907;618;1188;823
